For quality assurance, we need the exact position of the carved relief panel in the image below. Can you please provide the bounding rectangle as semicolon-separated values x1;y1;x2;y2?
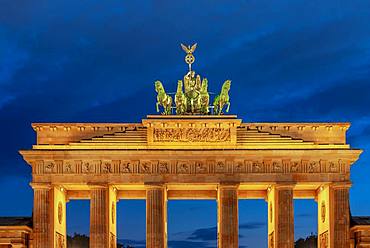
176;161;191;174
81;160;100;174
268;232;274;248
319;231;328;248
120;160;139;174
56;232;65;248
321;201;326;223
33;158;349;176
44;160;55;173
110;233;116;248
63;160;76;173
58;202;63;224
158;161;170;174
153;128;231;142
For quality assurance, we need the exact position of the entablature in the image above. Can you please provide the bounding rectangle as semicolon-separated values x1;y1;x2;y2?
20;149;362;185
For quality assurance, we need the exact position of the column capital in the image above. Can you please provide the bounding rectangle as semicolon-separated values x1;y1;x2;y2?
30;183;51;190
330;182;352;189
145;183;166;190
88;183;108;190
218;183;239;190
272;183;295;190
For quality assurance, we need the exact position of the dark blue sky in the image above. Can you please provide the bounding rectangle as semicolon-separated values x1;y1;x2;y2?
1;1;370;247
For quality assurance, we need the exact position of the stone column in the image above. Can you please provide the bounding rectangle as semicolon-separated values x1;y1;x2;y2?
32;183;52;248
317;183;351;248
217;184;239;248
146;185;167;248
90;185;117;248
51;186;67;248
31;183;67;248
267;184;294;248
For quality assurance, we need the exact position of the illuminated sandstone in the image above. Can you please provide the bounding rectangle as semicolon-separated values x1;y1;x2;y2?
16;115;363;248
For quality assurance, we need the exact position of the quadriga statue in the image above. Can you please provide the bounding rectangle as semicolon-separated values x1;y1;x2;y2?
154;43;231;115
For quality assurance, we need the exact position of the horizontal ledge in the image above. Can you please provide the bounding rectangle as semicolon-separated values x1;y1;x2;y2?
146;115;239;119
167;190;217;199
66;189;317;200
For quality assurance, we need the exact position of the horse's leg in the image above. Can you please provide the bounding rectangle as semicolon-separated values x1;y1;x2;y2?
165;98;170;115
217;101;222;114
226;102;230;112
156;102;159;112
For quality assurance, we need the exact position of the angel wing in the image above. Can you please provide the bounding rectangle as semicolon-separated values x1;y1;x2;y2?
190;43;197;53
181;43;190;54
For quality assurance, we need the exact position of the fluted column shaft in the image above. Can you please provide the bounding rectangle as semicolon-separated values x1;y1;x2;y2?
146;185;167;248
333;187;350;247
268;185;294;248
32;185;51;248
317;183;351;248
90;186;110;248
218;184;238;248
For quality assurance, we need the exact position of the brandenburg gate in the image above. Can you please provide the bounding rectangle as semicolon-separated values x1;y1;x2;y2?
19;44;362;248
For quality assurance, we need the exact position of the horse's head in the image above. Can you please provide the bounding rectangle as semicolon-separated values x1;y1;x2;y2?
177;80;183;92
201;78;208;92
155;80;164;93
222;80;231;92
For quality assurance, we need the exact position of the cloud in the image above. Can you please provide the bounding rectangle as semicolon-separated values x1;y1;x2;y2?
188;226;217;241
0;29;29;86
0;0;370;246
168;240;215;248
118;239;146;248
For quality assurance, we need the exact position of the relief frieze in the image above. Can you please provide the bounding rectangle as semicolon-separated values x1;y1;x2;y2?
36;158;349;175
252;161;263;173
215;160;227;173
233;160;245;173
63;161;75;173
272;160;283;173
176;161;191;174
81;160;100;174
195;161;208;174
308;160;320;173
153;127;231;142
101;160;113;173
158;161;170;174
328;161;339;173
120;160;138;174
139;161;154;174
44;160;56;173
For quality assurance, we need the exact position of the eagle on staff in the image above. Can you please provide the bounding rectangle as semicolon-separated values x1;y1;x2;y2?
181;43;197;71
181;43;197;54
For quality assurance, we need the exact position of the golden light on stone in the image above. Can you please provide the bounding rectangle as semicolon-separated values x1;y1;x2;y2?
0;43;365;248
20;116;363;248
